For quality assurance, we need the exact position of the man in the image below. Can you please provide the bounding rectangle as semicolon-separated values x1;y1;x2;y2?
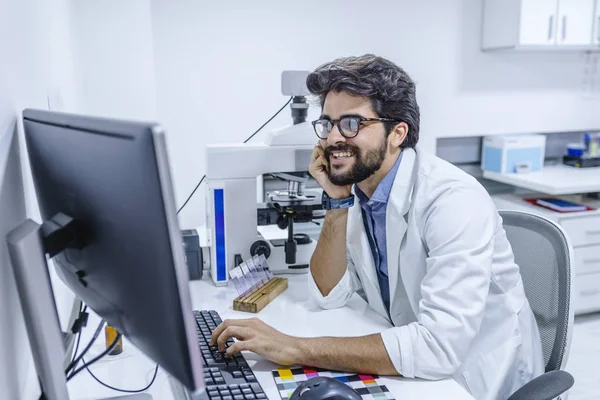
211;54;544;400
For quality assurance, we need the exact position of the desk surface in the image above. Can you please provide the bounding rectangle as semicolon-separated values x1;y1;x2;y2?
68;274;474;400
483;164;600;195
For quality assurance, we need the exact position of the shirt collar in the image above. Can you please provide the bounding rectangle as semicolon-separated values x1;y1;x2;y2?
355;151;403;206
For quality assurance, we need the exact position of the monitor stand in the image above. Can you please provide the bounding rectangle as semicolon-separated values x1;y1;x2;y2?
7;218;153;400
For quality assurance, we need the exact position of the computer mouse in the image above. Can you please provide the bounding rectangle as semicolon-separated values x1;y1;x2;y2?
290;376;362;400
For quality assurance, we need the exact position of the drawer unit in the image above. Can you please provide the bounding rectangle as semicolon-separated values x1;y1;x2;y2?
492;194;600;314
574;272;600;315
574;245;600;275
560;215;600;247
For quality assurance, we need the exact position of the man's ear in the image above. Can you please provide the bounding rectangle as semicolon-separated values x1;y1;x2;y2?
390;122;409;148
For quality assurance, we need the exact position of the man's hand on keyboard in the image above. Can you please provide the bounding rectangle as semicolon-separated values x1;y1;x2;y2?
210;318;300;366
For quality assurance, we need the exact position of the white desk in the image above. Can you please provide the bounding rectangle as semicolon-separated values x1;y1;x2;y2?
68;274;474;400
483;164;600;195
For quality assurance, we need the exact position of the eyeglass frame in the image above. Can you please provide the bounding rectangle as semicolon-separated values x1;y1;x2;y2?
311;116;403;139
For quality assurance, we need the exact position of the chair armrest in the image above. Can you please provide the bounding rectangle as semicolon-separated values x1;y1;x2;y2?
508;370;574;400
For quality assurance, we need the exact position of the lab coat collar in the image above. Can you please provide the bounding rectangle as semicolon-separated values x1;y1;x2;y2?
386;148;416;314
348;148;418;322
387;148;416;216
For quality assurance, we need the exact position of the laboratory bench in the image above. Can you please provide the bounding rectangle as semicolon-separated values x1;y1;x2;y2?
68;274;475;400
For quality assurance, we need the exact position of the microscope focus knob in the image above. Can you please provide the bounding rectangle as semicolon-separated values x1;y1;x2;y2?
250;240;271;259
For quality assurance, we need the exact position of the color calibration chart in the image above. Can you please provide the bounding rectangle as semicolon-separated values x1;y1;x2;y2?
272;367;396;400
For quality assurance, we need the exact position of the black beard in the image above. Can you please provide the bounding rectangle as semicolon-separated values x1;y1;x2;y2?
325;140;387;186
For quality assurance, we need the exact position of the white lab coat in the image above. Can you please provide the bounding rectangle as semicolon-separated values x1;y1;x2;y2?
308;148;544;400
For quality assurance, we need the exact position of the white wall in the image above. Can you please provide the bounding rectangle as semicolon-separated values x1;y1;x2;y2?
0;0;80;397
70;0;157;121
70;0;600;228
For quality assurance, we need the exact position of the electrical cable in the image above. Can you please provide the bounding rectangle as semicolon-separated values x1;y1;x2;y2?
69;311;160;393
83;360;159;393
242;96;292;144
67;332;122;381
65;319;104;375
175;96;293;215
70;305;88;364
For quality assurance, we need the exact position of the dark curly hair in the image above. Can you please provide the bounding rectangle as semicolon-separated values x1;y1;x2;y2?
306;54;420;148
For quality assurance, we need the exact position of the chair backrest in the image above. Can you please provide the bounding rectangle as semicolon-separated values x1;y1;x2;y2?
499;210;574;373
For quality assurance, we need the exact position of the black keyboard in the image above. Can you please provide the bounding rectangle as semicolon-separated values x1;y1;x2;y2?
194;310;267;400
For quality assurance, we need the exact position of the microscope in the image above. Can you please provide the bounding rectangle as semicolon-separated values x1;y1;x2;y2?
204;71;324;286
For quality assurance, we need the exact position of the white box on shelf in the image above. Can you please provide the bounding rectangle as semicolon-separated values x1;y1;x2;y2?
482;134;546;174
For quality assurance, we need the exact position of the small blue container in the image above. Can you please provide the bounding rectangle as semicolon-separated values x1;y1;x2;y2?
567;143;586;158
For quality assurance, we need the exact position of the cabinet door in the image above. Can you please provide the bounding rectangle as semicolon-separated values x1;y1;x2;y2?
595;0;600;44
519;0;560;45
557;0;595;45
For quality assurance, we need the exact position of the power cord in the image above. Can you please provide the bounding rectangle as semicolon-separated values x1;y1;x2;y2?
67;332;122;381
69;311;160;393
83;359;159;393
65;319;105;375
176;96;293;215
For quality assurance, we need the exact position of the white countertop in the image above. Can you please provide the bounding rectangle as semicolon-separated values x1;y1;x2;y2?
68;274;474;400
483;164;600;195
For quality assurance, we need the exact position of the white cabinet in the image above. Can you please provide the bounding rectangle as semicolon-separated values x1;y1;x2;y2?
556;0;596;45
594;0;600;44
482;0;598;50
519;0;559;45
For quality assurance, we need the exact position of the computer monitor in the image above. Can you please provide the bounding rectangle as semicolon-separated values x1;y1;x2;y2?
8;109;204;398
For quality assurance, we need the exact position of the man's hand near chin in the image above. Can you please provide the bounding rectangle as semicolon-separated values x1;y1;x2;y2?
209;318;399;376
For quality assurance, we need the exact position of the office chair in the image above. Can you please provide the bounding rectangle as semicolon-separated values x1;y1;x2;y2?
500;210;575;400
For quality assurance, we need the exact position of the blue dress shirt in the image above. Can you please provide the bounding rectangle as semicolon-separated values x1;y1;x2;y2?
354;152;403;314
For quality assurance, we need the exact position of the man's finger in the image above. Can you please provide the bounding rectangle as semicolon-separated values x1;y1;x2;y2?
210;319;251;345
317;155;329;172
311;146;320;162
225;340;252;358
217;326;250;352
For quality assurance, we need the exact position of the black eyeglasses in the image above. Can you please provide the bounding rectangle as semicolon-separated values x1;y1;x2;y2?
311;117;401;139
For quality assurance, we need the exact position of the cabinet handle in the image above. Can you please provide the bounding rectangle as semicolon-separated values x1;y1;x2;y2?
562;16;567;41
586;230;600;235
548;15;554;40
597;16;600;43
583;258;600;264
581;288;600;297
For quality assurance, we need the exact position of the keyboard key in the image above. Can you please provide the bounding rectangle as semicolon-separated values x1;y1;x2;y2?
256;394;266;399
234;396;245;400
207;360;227;368
208;390;219;397
215;377;225;385
208;368;220;373
231;390;242;396
205;378;215;386
239;384;250;389
245;375;257;382
232;371;243;379
229;384;240;390
217;385;230;391
250;384;263;393
223;397;233;400
245;395;256;400
242;389;252;395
